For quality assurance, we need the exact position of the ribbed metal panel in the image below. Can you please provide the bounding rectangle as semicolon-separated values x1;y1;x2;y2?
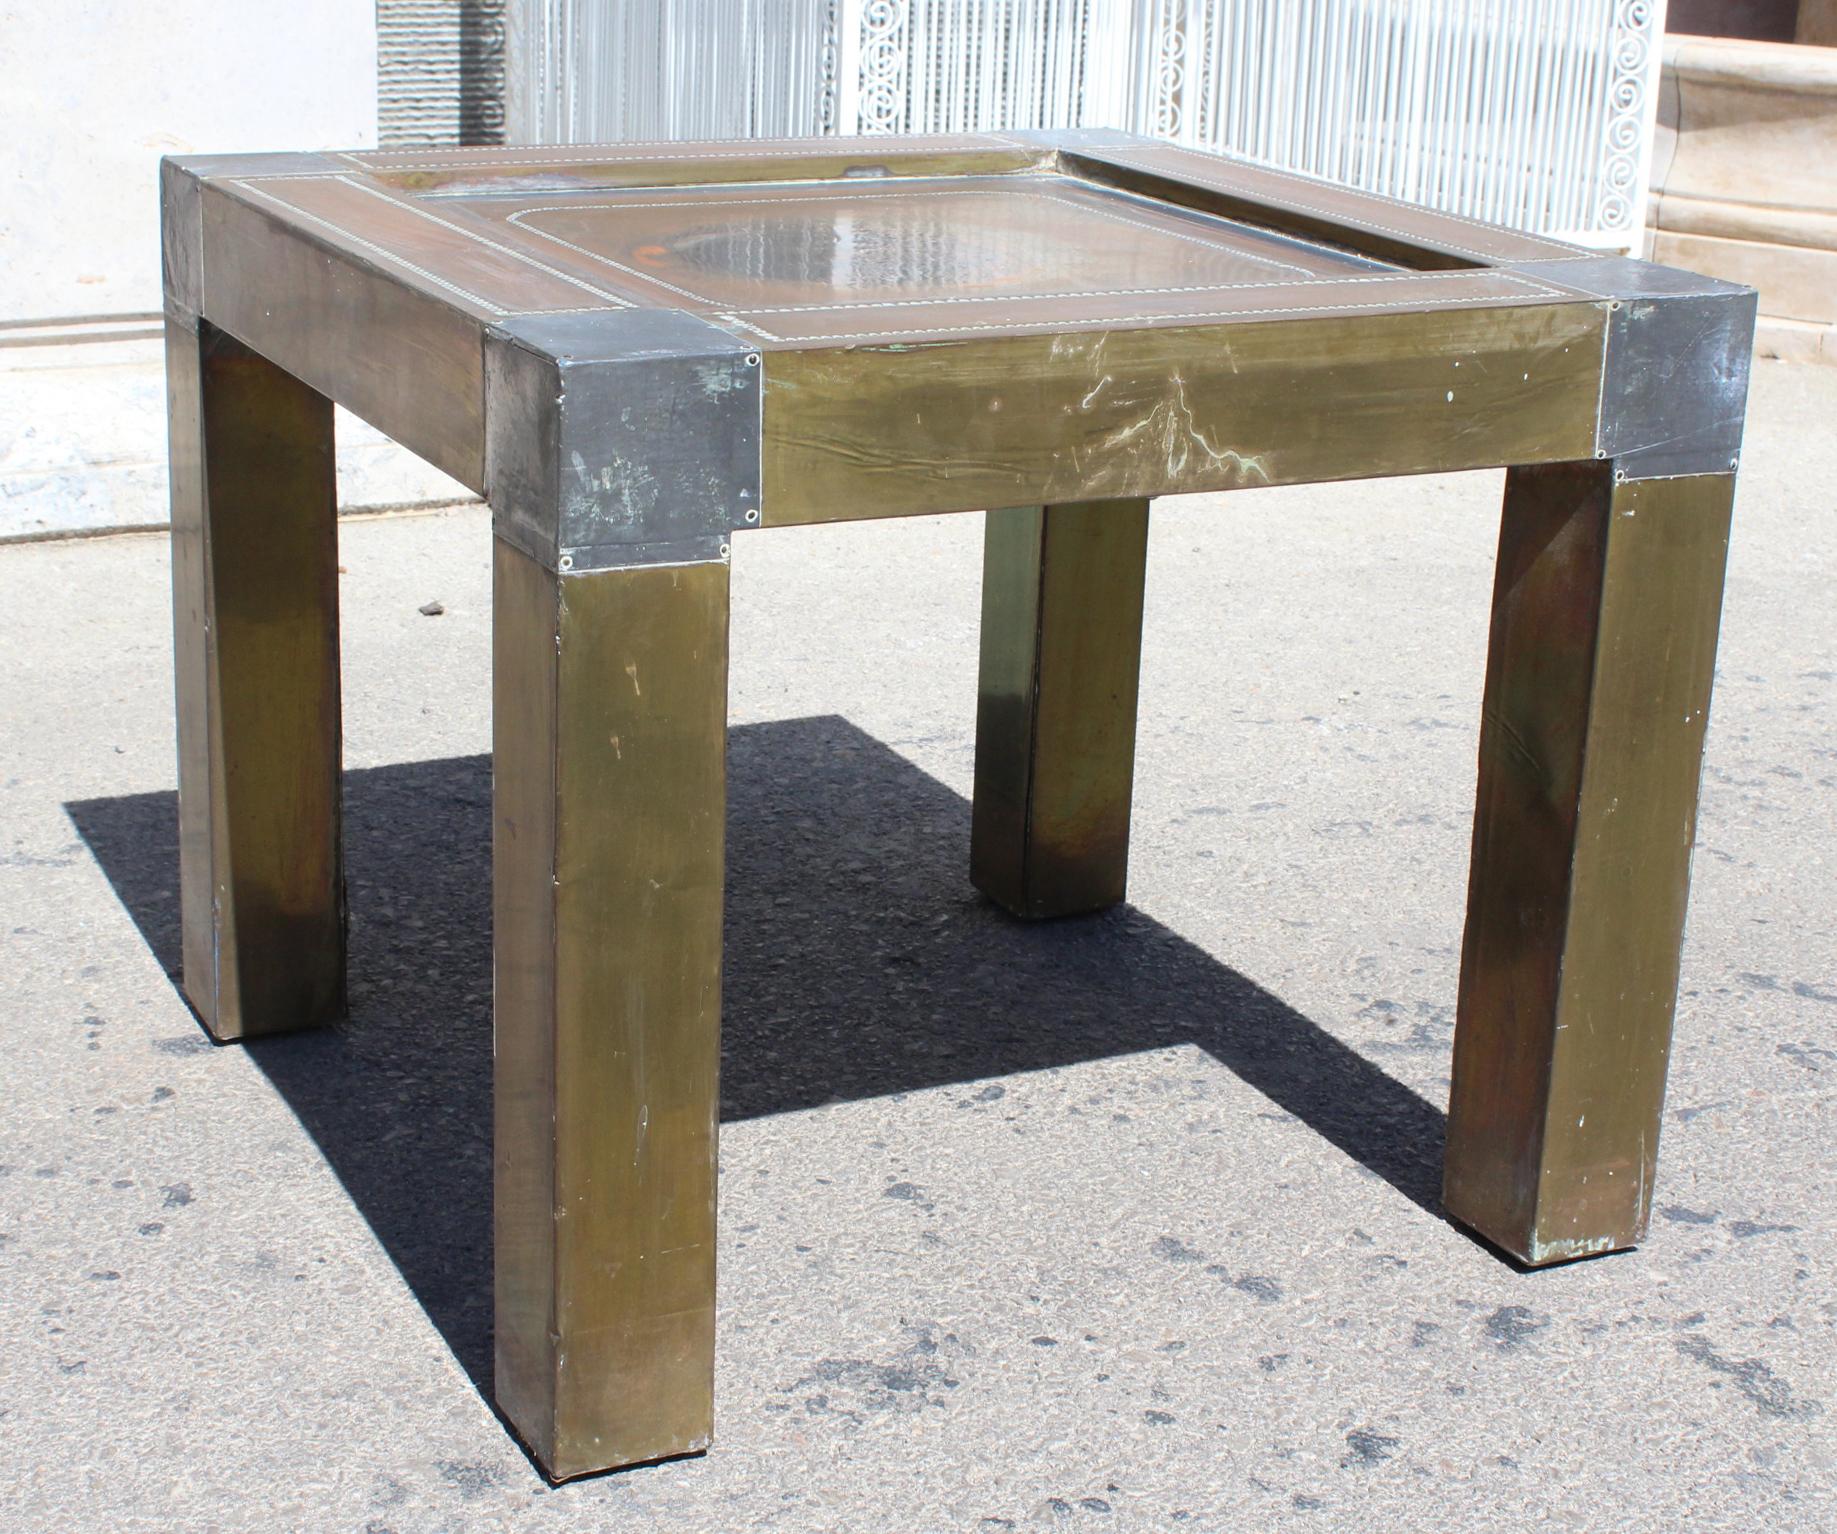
507;0;1665;247
378;0;508;146
507;0;845;142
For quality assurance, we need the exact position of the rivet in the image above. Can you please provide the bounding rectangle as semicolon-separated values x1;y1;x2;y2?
744;353;761;367
558;553;574;571
719;542;731;558
743;508;760;523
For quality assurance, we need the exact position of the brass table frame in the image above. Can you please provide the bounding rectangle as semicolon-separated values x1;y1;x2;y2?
161;130;1753;1480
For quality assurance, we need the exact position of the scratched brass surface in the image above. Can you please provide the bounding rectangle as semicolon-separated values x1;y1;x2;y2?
1445;465;1735;1266
174;131;1608;495
166;317;345;1040
492;541;729;1480
972;501;1151;918
761;303;1604;522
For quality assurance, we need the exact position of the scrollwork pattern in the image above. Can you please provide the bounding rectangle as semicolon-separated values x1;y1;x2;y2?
1598;0;1656;232
858;0;910;134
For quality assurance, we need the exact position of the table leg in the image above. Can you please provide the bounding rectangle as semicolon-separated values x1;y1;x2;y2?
166;315;344;1041
1446;462;1734;1265
492;539;728;1479
972;499;1151;918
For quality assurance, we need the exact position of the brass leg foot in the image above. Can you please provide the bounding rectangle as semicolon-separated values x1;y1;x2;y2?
971;499;1151;918
1446;462;1734;1265
167;316;344;1041
492;540;729;1479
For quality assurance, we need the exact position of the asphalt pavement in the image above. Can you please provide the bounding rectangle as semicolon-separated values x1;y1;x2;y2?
1;359;1831;1531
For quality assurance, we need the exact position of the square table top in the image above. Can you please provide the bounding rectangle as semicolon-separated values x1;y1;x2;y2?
168;130;1627;349
162;131;1754;540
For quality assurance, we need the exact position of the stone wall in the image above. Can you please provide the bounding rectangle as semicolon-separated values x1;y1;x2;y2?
1650;36;1837;364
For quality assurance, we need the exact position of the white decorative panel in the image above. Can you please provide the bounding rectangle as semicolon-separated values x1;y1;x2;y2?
377;0;509;146
507;0;1666;247
508;0;845;142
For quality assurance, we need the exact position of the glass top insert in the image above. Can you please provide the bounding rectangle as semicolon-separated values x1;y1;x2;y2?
478;174;1396;311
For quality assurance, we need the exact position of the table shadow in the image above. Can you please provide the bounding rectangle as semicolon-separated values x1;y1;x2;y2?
66;714;1447;1398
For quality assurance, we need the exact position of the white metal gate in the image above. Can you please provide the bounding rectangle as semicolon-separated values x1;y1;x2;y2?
506;0;1666;247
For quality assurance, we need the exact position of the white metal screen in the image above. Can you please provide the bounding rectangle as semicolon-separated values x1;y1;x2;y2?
507;0;1665;246
378;0;509;145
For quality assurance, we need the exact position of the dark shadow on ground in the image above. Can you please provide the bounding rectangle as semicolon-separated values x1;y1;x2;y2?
66;716;1446;1398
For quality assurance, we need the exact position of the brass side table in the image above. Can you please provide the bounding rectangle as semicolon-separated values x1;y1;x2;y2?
161;131;1753;1479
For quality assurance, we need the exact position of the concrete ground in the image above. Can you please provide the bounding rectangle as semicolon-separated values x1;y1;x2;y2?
0;336;470;541
1;359;1832;1532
